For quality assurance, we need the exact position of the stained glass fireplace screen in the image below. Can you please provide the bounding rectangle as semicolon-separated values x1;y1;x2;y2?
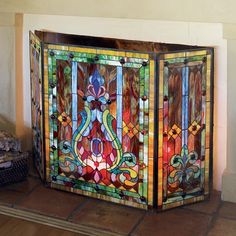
42;44;155;209
30;31;213;210
29;32;44;179
157;50;213;210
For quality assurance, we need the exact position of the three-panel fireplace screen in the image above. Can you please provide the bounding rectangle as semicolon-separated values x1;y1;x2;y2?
30;31;213;210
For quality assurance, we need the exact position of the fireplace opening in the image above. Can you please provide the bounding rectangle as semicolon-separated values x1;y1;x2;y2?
35;30;203;53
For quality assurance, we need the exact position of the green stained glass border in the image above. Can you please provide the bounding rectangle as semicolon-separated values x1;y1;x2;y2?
47;47;150;207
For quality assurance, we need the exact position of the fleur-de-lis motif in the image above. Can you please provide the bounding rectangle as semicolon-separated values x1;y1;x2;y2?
168;145;200;190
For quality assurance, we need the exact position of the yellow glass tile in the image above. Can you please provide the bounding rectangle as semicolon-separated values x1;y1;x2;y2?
148;60;155;205
148;133;154;156
205;149;210;193
119;186;126;190
158;158;163;206
205;102;211;149
164;52;185;59
158;109;163;158
47;44;69;51
158;139;163;158
163;201;183;210
183;195;204;205
188;61;202;67
45;143;50;178
68;46;96;54
44;97;49;139
206;76;211;101
108;184;115;188
206;80;211;101
125;52;149;59
51;182;148;210
205;133;210;149
148;128;154;154
148;168;153;202
207;54;211;70
148;161;154;206
206;80;211;102
206;55;212;101
159;61;164;109
97;49;125;57
186;50;207;57
149;60;155;109
158;109;163;122
44;51;49;94
129;188;137;193
157;190;163;206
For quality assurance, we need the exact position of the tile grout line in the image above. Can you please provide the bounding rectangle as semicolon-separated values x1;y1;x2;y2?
0;205;122;236
214;214;236;221
66;198;90;221
12;181;42;207
0;177;41;208
128;210;147;236
204;200;223;236
180;206;217;216
1;180;227;236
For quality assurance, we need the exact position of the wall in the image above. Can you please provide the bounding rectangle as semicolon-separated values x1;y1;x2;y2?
0;13;15;133
226;40;236;174
19;14;227;191
222;39;236;201
1;0;236;24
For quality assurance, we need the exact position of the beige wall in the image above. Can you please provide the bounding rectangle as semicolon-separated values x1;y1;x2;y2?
0;13;15;133
222;39;236;202
1;0;236;24
226;39;236;173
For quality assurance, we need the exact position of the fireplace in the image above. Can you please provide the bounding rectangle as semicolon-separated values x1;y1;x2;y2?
30;31;213;210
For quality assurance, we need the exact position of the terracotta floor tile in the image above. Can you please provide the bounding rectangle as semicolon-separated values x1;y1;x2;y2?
5;176;41;193
219;201;236;220
208;217;236;236
184;190;221;214
0;188;24;206
71;199;145;235
0;177;41;206
132;208;212;236
15;185;87;219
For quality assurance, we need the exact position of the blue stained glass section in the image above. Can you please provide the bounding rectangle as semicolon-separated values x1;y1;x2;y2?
116;66;123;143
117;66;123;95
72;62;77;94
72;62;78;133
182;66;189;147
90;69;104;96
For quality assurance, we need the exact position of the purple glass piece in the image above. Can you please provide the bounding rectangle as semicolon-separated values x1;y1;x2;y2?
92;69;100;96
92;138;102;155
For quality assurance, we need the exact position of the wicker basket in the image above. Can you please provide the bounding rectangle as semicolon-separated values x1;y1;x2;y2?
0;151;29;186
0;130;21;152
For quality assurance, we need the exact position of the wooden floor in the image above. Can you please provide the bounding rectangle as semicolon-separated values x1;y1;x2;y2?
1;176;236;235
0;214;83;236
